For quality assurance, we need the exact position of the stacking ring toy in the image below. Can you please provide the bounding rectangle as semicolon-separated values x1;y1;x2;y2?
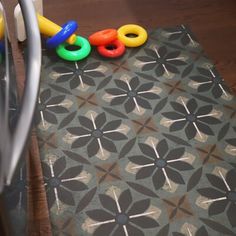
46;21;78;48
117;24;148;47
89;29;117;46
56;36;91;61
97;40;125;58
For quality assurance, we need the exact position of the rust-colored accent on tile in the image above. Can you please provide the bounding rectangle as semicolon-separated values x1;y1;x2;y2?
164;80;186;95
132;117;158;135
77;93;98;108
96;162;121;184
196;145;223;164
163;195;194;221
1;1;52;235
38;132;57;150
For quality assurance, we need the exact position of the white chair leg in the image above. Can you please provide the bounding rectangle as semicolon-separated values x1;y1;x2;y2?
14;0;43;41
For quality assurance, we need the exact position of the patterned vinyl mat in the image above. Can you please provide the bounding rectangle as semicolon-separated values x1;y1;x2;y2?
5;26;236;236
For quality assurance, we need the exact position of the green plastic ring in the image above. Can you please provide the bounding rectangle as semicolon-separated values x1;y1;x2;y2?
56;36;91;61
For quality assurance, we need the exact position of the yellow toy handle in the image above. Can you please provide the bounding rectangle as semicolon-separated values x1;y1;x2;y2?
37;14;76;44
0;14;4;40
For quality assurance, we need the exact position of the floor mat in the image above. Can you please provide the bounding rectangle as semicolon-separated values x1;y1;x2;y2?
36;25;236;236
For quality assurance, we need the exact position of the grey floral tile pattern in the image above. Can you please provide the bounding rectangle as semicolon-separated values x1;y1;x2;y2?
67;112;128;157
86;188;159;236
162;98;222;140
136;46;187;77
35;25;236;236
35;88;70;126
53;61;105;89
128;139;194;190
42;156;88;209
189;66;230;99
33;25;236;235
197;169;236;227
104;76;160;114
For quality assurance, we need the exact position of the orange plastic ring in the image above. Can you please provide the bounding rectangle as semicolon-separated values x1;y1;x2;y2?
97;39;125;58
89;29;117;46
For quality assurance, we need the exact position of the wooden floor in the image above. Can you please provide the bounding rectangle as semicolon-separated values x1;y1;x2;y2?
44;0;236;91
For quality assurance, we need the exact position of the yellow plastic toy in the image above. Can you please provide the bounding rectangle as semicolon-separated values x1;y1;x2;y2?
0;14;4;40
118;24;148;47
37;14;76;44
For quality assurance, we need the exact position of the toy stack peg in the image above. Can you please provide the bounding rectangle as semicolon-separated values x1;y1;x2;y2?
37;14;76;46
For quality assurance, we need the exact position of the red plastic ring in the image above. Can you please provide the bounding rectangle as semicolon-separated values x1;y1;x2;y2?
97;39;126;58
89;29;117;46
